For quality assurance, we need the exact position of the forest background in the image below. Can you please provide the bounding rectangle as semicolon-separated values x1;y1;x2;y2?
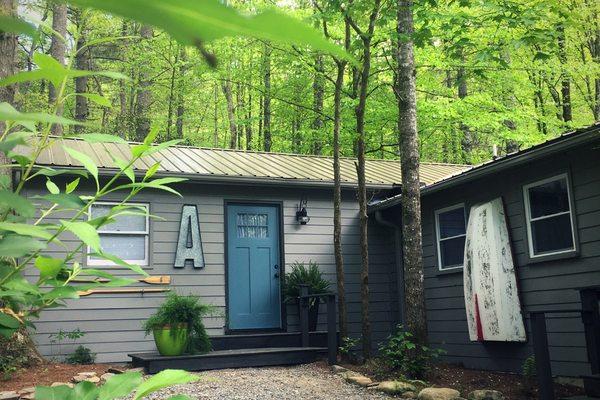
13;0;600;165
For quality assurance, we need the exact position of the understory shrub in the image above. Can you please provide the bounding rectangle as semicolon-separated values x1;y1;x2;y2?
143;293;214;354
66;345;96;365
282;261;331;305
0;330;32;380
379;324;444;379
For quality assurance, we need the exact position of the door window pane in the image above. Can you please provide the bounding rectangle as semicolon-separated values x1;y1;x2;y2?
237;213;268;238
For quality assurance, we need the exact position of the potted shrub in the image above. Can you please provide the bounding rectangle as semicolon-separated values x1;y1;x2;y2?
283;261;331;331
143;292;213;356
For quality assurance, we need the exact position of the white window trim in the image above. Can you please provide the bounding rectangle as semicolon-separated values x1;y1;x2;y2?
523;173;577;258
435;203;467;271
87;201;150;266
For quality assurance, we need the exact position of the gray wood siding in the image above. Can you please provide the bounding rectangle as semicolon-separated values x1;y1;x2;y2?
420;141;600;377
24;182;397;363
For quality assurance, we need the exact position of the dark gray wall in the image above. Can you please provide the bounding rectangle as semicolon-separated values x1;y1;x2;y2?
418;140;600;377
24;181;398;363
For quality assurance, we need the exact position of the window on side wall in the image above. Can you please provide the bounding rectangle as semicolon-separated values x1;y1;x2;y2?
435;204;467;271
87;202;149;266
523;173;576;258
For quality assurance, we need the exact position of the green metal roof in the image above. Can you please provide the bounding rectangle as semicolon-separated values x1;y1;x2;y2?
27;137;470;189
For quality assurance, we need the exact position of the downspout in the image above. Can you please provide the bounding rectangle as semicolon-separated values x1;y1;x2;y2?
374;210;405;326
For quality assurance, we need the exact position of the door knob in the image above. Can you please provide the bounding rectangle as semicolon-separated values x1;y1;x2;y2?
274;272;280;278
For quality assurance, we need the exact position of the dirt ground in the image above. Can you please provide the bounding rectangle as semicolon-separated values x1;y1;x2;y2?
343;360;585;400
0;362;117;392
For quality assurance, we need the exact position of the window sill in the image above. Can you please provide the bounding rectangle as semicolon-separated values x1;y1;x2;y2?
526;249;579;265
435;267;464;276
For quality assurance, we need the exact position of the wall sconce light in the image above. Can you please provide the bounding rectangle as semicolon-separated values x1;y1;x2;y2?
296;197;310;225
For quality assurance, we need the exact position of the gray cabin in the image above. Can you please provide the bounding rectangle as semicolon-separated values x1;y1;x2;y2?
23;123;600;379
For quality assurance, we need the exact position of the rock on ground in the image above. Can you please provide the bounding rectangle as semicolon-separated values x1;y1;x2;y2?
375;381;417;395
418;387;462;400
467;390;505;400
136;363;392;400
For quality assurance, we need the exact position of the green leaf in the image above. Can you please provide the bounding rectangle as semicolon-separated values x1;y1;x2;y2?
0;15;38;38
46;179;60;194
60;0;352;63
0;102;85;126
73;93;112;108
66;178;80;193
34;256;65;280
134;369;200;400
167;396;192;400
0;131;32;154
63;146;98;183
68;381;98;400
0;327;17;338
0;221;53;239
93;252;148;276
33;53;67;88
97;371;143;400
0;235;46;257
141;139;183;157
38;193;85;209
61;220;101;252
36;384;74;400
0;311;21;329
30;167;88;179
144;162;161;181
0;189;35;217
75;133;127;144
0;70;47;87
68;69;131;81
42;286;80;302
114;157;135;182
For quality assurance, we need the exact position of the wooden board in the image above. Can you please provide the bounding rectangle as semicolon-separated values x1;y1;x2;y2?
464;197;526;342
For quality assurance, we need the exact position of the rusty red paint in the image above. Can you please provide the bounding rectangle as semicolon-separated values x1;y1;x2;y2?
474;293;484;341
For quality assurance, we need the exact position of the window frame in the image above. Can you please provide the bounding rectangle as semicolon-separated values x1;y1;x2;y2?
434;203;467;271
87;201;150;267
523;172;577;259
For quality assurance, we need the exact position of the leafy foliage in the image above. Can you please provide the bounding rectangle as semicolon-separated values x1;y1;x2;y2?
142;293;214;354
35;369;200;400
378;325;445;379
282;261;331;304
65;345;96;365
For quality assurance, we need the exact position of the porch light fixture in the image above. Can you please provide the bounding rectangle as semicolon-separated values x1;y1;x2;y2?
296;197;310;225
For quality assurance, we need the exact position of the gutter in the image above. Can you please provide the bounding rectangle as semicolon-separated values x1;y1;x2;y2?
374;210;405;325
369;124;600;212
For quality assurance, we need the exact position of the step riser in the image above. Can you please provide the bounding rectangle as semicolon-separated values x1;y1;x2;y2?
583;375;600;398
210;331;329;351
143;351;323;374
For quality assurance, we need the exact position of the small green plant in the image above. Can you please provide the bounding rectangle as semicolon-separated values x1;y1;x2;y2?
49;328;86;359
35;369;199;400
65;345;96;365
143;293;214;354
378;325;444;378
339;336;361;363
522;355;536;394
283;261;331;305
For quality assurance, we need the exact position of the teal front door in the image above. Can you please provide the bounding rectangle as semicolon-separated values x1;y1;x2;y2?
227;204;282;330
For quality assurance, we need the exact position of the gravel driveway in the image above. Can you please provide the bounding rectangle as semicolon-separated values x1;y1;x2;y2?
143;363;390;400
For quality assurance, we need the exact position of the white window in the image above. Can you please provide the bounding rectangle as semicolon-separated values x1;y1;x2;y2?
87;202;149;266
435;204;467;270
523;173;576;258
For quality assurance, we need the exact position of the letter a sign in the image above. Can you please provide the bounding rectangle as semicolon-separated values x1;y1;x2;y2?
174;205;205;268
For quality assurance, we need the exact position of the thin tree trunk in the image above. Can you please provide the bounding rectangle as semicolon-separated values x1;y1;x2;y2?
332;21;350;343
117;21;128;137
213;83;219;147
134;25;153;142
236;82;244;149
262;43;272;151
558;25;572;122
49;2;67;135
396;0;428;345
221;80;237;149
246;89;252;150
348;0;381;359
175;46;186;139
74;10;88;132
311;54;324;155
166;40;178;140
457;53;472;163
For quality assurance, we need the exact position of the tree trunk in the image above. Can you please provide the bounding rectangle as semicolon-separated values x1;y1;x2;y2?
262;43;272;152
236;82;244;149
396;0;428;345
133;25;153;142
49;2;67;135
166;41;178;141
333;36;349;342
213;83;219;147
457;54;472;164
557;25;572;123
117;21;129;137
221;80;237;149
74;10;89;132
246;89;252;150
175;46;186;139
311;54;324;155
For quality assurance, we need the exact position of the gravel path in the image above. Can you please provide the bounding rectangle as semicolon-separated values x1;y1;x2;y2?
143;363;391;400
